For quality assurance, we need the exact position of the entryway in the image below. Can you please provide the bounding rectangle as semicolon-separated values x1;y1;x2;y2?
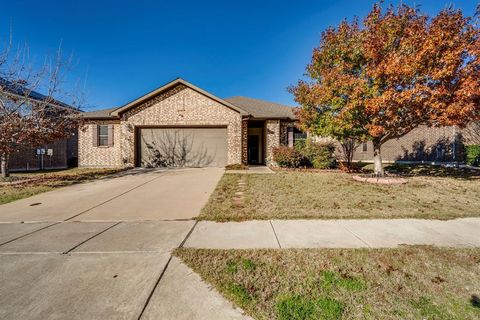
247;120;265;165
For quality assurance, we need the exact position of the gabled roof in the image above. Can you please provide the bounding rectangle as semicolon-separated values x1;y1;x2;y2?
0;77;74;110
225;96;296;119
81;78;297;120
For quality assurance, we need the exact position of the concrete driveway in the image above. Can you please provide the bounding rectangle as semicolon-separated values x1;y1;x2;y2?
0;167;224;222
0;168;251;319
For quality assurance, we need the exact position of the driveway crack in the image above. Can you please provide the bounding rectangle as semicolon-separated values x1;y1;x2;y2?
0;222;60;247
63;171;170;221
178;220;198;248
62;221;122;254
137;255;173;320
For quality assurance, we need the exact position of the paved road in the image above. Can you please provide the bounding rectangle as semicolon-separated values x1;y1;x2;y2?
0;168;250;320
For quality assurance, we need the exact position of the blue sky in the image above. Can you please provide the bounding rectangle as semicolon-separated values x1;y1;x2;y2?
1;0;478;111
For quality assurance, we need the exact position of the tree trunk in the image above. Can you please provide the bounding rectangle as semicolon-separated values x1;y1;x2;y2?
373;140;384;177
341;138;358;171
1;153;9;178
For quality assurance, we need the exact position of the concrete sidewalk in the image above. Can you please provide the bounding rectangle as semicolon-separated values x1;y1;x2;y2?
0;221;251;320
184;218;480;249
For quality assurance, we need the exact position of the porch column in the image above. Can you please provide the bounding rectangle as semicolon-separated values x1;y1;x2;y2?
241;118;248;165
266;120;280;166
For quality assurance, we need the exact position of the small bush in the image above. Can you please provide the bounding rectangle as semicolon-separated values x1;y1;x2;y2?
272;146;304;168
465;145;480;166
297;140;336;169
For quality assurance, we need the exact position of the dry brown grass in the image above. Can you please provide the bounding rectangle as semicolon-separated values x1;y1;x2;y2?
199;171;480;221
175;247;480;320
0;167;125;205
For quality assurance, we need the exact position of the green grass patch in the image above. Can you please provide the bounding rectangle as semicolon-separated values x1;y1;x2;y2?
175;247;480;319
199;170;480;221
276;294;343;320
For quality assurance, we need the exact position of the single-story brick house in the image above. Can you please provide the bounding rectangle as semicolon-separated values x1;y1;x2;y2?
79;78;297;168
79;78;478;168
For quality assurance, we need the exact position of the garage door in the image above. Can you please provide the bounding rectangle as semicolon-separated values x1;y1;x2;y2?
138;127;227;168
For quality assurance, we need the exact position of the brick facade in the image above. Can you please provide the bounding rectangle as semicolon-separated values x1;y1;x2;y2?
321;124;480;163
265;120;281;165
78;120;123;167
352;126;463;162
8;135;78;171
78;85;243;167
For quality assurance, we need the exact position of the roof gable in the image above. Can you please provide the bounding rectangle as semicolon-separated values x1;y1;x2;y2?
110;78;248;117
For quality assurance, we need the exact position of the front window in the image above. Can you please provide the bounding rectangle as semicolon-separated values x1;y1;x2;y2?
98;125;109;146
293;128;307;143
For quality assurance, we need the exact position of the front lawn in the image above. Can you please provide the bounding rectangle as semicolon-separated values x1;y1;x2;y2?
175;247;480;320
0;167;125;205
199;170;480;221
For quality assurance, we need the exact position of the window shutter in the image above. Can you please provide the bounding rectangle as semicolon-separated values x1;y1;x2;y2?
107;125;114;147
92;125;98;147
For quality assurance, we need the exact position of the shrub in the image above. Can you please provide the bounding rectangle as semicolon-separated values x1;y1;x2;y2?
296;140;336;169
465;145;480;166
272;146;304;168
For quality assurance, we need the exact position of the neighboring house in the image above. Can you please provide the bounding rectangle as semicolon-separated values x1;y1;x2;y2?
9;137;78;171
349;124;477;163
0;78;79;171
79;78;479;168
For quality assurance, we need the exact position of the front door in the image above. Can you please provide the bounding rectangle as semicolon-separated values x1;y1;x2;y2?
248;135;259;164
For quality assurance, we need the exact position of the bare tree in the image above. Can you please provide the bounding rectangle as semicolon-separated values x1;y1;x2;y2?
0;35;83;178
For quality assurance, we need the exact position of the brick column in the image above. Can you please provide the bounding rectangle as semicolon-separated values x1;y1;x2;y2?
266;120;280;166
241;118;248;165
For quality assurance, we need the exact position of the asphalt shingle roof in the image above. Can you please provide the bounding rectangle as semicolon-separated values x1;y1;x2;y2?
225;96;296;119
80;107;118;119
0;77;74;109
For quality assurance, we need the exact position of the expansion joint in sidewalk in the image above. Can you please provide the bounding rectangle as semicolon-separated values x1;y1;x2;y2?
340;223;372;248
269;220;282;248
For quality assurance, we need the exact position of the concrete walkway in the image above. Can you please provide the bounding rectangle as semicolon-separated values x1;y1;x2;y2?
185;218;480;249
0;221;251;320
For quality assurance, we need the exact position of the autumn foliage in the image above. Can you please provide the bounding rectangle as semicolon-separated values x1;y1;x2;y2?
291;3;480;176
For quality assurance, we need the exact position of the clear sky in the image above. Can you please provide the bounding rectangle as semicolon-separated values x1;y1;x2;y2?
1;0;478;111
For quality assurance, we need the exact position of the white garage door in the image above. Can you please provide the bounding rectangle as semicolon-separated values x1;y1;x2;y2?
138;127;227;168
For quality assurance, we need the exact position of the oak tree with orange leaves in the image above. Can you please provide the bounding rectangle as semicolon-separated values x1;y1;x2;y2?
291;3;480;176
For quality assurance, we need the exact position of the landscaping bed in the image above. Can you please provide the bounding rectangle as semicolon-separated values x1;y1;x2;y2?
175;247;480;320
0;167;125;205
199;169;480;221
